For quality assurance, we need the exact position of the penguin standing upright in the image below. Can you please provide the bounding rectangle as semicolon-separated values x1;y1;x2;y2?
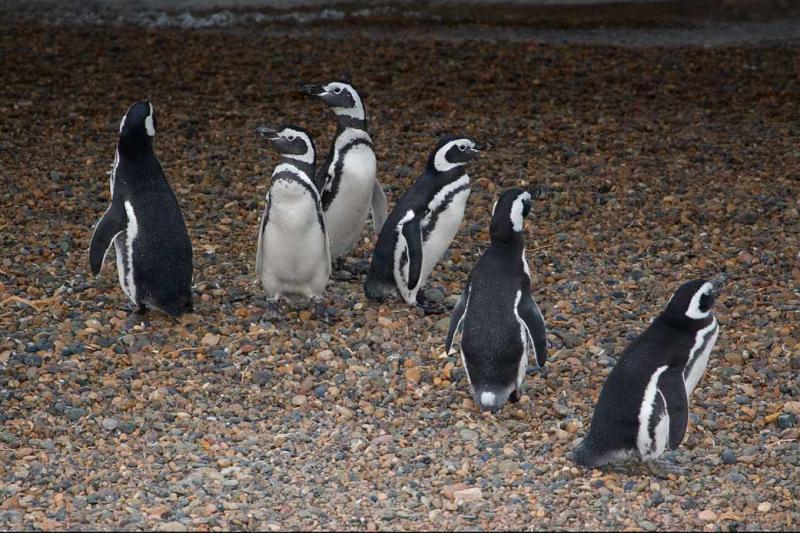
365;135;483;310
301;80;388;266
572;279;721;474
445;188;548;413
254;124;331;319
89;101;193;321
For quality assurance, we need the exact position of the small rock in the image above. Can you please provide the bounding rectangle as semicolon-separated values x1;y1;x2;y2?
424;288;445;304
777;413;797;429
201;333;220;347
291;395;307;406
158;522;188;532
101;418;118;431
721;448;737;465
405;367;422;383
459;429;479;441
442;483;469;500
252;370;271;385
757;502;772;513
698;510;717;522
453;487;482;502
783;401;800;415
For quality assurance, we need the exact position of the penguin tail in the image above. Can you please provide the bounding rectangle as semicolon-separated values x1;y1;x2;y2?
473;388;506;414
159;296;194;317
364;271;397;301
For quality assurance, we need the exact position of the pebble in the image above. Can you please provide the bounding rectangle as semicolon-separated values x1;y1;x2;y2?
757;502;772;513
721;448;737;465
291;395;307;406
698;510;717;522
101;418;118;431
158;522;188;532
460;429;479;441
453;487;483;502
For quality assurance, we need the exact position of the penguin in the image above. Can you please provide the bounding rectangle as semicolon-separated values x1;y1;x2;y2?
572;279;721;474
364;135;483;310
445;188;548;413
88;101;193;321
300;80;388;267
254;124;331;319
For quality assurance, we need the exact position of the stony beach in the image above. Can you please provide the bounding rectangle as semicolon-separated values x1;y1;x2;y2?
1;7;799;531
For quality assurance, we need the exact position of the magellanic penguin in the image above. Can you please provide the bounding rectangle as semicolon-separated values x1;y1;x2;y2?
254;124;331;319
88;101;193;320
301;80;388;263
445;188;548;413
364;135;483;310
572;278;721;474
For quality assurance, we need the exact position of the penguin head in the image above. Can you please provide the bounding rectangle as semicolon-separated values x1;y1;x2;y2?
490;188;532;244
256;124;315;164
665;279;718;324
429;135;485;174
301;81;365;120
118;101;156;153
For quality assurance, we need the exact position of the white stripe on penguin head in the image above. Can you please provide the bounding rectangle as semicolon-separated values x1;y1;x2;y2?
685;282;713;319
433;139;473;173
279;128;314;164
324;82;365;120
510;191;531;232
145;102;155;137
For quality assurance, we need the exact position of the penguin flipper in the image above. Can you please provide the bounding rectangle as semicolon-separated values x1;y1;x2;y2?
445;283;470;354
517;293;548;367
401;217;423;295
657;370;688;450
255;198;270;281
370;180;389;235
89;200;127;276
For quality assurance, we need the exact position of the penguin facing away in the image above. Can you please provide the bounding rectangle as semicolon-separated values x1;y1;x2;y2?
445;188;548;413
572;279;721;473
254;124;331;319
88;101;193;320
301;80;388;263
364;135;484;311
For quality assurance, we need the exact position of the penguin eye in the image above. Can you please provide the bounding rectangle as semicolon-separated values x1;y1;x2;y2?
333;87;342;94
286;135;296;142
458;145;466;151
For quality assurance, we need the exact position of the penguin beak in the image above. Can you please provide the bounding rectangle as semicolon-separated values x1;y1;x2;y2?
255;126;280;141
300;84;326;96
471;142;489;152
710;274;727;294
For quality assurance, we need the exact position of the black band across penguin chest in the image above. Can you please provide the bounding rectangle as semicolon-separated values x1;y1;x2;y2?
272;170;325;229
322;137;372;211
421;179;470;240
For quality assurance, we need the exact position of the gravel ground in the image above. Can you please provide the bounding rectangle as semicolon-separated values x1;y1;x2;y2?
1;19;800;532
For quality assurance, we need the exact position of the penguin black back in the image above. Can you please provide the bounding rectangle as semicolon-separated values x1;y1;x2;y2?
89;101;193;317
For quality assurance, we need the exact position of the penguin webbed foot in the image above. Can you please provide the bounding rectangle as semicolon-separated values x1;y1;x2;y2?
509;389;521;403
123;304;149;331
263;299;282;322
646;457;686;479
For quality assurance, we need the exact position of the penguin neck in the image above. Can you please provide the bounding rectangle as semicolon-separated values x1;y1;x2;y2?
118;136;154;160
659;309;714;333
428;164;467;184
334;111;367;132
279;156;315;179
490;233;525;251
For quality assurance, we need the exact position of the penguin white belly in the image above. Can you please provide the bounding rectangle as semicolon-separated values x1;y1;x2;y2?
325;145;376;259
683;319;719;398
417;187;470;293
259;202;329;298
113;236;134;303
